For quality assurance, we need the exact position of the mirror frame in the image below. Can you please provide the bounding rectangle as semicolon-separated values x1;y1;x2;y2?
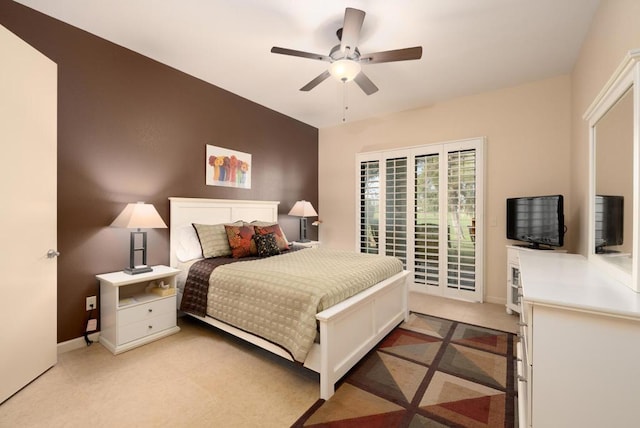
585;49;640;292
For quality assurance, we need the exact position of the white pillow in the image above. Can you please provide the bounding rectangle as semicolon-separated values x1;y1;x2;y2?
176;225;203;262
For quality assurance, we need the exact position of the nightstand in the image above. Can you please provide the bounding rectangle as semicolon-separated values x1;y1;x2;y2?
97;265;180;354
292;240;320;249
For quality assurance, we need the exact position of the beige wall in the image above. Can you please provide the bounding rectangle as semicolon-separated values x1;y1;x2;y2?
570;0;640;256
319;75;571;304
319;0;640;306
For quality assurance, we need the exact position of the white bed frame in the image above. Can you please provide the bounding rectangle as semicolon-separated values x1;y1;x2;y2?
169;197;409;399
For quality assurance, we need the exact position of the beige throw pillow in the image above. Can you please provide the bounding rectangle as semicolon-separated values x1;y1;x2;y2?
192;221;241;258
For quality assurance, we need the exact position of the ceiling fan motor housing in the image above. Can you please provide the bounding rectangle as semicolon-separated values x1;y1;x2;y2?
329;44;361;62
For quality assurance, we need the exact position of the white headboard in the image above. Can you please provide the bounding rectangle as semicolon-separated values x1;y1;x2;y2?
168;197;280;268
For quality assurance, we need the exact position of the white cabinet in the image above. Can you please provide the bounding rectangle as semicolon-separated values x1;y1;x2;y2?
518;251;640;427
97;265;181;354
506;246;523;314
506;246;565;314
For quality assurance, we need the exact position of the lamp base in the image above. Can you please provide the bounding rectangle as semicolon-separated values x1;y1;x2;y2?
124;265;153;275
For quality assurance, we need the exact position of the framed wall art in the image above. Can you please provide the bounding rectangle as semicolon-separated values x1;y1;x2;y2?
205;145;251;189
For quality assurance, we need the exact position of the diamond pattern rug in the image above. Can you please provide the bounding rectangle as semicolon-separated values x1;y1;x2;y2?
293;313;516;427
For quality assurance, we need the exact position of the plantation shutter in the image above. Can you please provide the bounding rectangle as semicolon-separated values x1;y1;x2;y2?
356;138;483;302
385;157;408;267
359;160;380;254
447;149;477;292
414;153;440;287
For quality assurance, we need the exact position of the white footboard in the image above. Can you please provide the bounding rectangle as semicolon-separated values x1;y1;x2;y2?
305;270;410;399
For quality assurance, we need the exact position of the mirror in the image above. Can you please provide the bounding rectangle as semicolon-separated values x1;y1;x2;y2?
586;50;640;291
594;88;633;255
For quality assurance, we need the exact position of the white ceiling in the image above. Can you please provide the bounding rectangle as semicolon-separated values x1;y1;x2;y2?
15;0;600;129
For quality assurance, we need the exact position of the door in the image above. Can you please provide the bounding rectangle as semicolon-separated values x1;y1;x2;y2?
357;138;484;302
0;25;58;404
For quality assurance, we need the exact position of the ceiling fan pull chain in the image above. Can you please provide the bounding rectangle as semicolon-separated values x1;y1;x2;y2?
342;81;349;122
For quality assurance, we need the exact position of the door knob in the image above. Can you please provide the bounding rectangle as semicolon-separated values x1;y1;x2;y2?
47;249;60;259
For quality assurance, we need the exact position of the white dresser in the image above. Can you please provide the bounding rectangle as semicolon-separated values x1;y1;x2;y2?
97;265;181;354
517;251;640;427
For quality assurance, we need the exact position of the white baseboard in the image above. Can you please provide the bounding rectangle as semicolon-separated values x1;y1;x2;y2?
484;295;506;305
57;332;100;354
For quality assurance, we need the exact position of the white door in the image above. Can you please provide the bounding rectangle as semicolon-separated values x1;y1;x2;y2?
0;25;58;404
356;138;484;302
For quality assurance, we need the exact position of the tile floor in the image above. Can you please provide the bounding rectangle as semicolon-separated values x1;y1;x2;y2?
0;292;518;427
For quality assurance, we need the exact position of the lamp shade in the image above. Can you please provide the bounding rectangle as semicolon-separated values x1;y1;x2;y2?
110;202;167;229
329;59;362;82
288;200;318;218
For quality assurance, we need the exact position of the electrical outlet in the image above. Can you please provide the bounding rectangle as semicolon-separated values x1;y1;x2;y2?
86;295;97;311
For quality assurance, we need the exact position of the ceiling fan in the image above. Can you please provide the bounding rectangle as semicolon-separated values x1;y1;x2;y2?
271;7;422;95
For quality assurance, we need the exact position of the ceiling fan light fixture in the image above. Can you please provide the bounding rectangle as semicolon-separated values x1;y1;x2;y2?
329;59;361;82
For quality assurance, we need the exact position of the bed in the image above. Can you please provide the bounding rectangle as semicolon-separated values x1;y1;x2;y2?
169;197;409;399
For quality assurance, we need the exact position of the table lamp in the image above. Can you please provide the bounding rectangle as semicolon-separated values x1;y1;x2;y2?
110;202;167;274
288;200;318;242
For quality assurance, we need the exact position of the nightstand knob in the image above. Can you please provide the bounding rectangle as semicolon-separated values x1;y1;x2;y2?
148;325;153;329
148;308;153;313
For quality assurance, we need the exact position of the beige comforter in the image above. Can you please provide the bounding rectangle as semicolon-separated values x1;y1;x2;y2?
206;248;404;362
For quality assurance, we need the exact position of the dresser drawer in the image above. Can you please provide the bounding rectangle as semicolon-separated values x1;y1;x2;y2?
118;311;176;345
118;297;175;326
519;323;529;369
516;340;529;427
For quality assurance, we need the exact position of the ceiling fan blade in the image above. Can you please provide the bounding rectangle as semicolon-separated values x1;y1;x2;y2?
271;46;331;62
300;70;331;92
360;46;423;64
354;71;378;95
340;8;365;56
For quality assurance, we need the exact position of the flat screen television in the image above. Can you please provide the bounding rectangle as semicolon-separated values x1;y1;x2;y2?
594;195;624;253
506;194;564;249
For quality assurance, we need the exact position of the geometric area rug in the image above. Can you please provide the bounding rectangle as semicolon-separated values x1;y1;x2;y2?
292;312;517;428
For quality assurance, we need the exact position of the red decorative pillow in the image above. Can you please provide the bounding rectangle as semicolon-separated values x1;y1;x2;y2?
254;224;290;251
224;224;257;258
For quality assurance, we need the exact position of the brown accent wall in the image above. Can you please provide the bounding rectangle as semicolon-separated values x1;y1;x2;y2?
0;1;318;343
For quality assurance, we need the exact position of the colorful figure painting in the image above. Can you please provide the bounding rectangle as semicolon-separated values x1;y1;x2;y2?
205;145;251;189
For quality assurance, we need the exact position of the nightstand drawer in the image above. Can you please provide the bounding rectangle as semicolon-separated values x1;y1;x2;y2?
119;297;175;326
118;311;176;345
